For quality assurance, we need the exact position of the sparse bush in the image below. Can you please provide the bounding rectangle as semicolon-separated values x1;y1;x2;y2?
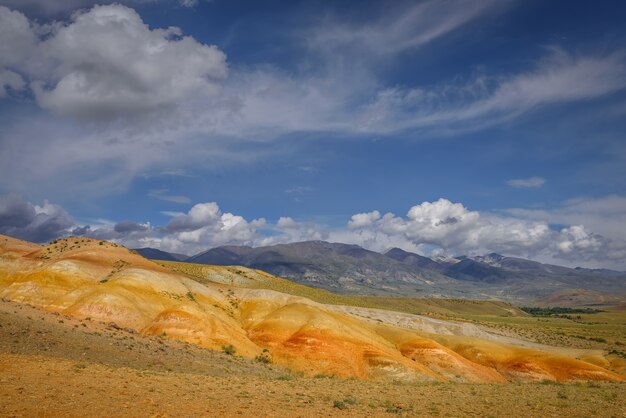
186;291;196;302
333;400;347;410
385;405;402;414
222;344;236;355
255;348;271;364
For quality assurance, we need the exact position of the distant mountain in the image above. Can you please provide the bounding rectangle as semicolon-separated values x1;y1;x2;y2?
443;258;510;283
384;248;444;272
472;253;575;275
133;247;187;262
185;241;626;302
187;241;459;297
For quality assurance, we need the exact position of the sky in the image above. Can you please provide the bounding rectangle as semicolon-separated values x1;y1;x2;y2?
0;0;625;268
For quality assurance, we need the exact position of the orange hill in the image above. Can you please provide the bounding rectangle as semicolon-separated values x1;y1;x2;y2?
0;234;621;383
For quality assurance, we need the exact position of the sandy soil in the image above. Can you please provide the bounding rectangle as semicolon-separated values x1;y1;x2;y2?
1;300;625;418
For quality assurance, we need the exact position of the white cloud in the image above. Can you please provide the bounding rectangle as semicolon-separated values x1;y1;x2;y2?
2;193;626;268
556;225;602;255
348;210;381;229
307;0;506;59
358;48;626;134
507;177;546;188
29;5;227;119
346;199;552;256
153;202;267;253
148;189;192;204
505;195;626;252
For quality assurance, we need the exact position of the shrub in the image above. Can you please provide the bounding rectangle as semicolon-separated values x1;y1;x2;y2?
255;348;272;364
222;344;236;355
333;401;347;410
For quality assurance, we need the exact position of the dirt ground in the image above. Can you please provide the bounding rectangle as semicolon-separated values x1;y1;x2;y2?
1;300;625;417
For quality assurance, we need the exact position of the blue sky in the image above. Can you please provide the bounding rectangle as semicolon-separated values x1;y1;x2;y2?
1;0;626;268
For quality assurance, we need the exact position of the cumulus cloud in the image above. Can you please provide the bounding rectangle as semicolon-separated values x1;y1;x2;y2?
0;193;74;242
2;193;625;267
348;210;381;229
34;5;227;119
0;4;227;119
260;217;328;246
507;177;546;188
345;199;552;257
503;195;626;267
151;202;267;253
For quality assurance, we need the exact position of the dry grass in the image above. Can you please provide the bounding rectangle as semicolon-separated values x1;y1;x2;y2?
2;300;625;417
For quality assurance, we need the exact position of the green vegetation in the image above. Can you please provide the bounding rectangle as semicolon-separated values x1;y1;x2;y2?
521;306;604;316
222;344;236;355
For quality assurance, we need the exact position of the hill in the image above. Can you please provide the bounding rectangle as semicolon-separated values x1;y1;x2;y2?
132;247;187;261
187;241;461;297
156;259;527;318
1;233;622;383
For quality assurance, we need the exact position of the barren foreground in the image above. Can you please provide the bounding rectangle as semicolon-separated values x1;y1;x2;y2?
1;300;624;417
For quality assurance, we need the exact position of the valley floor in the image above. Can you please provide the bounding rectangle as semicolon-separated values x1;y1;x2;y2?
1;299;624;417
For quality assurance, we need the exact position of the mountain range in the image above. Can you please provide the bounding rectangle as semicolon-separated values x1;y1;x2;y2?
134;241;626;302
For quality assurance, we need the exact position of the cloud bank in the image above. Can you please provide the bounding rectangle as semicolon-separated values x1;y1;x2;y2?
2;192;625;269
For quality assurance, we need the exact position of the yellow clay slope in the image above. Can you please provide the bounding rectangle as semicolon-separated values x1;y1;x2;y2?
0;235;621;383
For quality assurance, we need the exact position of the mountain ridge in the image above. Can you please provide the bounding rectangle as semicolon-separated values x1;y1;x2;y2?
170;240;626;301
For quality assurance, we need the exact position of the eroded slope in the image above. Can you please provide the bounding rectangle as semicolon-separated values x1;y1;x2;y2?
0;235;621;383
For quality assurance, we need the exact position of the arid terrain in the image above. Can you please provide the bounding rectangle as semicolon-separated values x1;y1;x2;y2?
1;234;625;417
